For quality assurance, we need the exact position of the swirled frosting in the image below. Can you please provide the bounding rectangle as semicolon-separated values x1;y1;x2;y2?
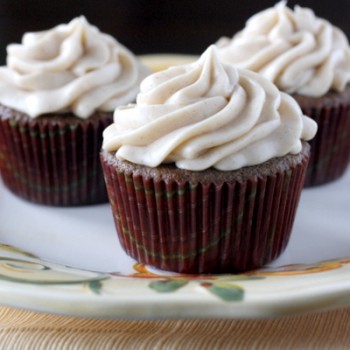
102;45;317;171
0;16;149;118
216;1;350;97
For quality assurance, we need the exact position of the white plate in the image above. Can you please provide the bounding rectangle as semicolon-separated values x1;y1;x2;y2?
0;168;350;320
138;53;198;72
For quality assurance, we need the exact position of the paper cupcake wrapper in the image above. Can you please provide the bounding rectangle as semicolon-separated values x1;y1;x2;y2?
0;113;112;206
101;153;309;274
301;103;350;187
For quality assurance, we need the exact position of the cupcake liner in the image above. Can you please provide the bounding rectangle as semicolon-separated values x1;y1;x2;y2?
0;109;112;206
297;97;350;187
101;148;309;274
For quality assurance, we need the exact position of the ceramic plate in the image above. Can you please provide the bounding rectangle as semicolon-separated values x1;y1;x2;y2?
138;53;198;72
0;166;350;320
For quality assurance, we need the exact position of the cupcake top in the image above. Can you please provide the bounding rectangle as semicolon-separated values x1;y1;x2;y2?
103;45;317;171
216;1;350;97
0;16;149;118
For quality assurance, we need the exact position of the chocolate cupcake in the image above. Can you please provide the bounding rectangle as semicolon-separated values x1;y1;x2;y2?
292;88;350;186
0;17;149;205
216;1;350;187
101;46;317;273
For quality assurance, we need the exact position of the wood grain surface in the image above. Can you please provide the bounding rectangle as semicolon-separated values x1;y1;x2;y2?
0;306;350;349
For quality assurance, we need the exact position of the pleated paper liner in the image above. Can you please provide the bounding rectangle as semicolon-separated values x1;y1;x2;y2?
0;105;112;206
293;86;350;187
101;143;310;274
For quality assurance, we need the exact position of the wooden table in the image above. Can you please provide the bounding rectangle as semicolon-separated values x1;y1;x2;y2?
1;306;350;349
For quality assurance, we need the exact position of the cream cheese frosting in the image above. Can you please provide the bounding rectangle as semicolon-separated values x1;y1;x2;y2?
0;16;149;118
102;45;317;171
216;1;350;97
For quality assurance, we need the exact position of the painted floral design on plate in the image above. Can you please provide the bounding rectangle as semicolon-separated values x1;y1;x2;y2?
1;244;350;303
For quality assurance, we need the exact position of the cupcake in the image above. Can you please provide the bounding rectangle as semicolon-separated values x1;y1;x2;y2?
216;1;350;187
100;45;317;274
0;16;149;206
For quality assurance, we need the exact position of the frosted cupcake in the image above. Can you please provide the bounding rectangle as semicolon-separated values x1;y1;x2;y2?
0;17;149;205
217;1;350;187
101;45;317;273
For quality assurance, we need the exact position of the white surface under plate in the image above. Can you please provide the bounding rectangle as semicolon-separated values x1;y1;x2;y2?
0;168;350;320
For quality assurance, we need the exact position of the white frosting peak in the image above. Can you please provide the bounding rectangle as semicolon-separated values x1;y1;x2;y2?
103;45;317;171
0;16;149;118
217;1;350;97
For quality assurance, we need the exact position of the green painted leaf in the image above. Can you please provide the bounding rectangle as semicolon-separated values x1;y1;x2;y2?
88;280;103;295
205;283;244;302
149;279;189;293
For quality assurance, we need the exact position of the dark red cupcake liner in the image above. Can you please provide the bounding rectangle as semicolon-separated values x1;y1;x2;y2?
295;95;350;187
101;147;310;274
0;106;112;206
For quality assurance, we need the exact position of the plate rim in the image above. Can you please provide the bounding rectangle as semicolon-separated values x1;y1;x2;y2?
1;244;350;320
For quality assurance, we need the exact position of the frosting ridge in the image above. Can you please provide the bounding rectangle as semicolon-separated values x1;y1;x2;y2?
0;16;149;118
103;45;317;171
216;1;350;97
